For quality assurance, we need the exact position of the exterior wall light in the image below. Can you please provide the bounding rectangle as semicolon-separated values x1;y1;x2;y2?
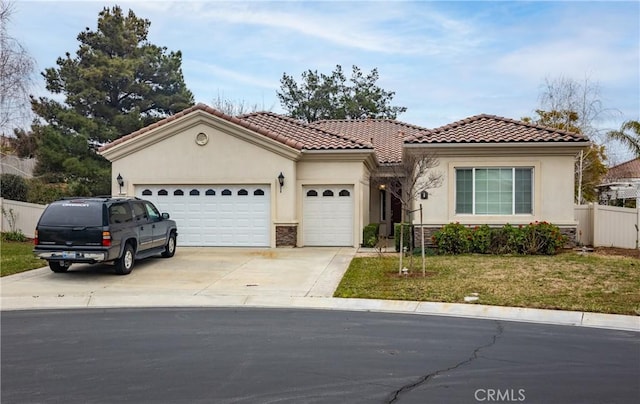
278;172;285;193
117;173;124;194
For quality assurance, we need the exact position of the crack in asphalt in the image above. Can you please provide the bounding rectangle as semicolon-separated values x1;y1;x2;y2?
387;320;504;403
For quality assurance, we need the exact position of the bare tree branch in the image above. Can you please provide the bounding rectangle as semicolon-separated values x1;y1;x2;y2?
0;1;35;136
211;91;273;116
372;149;443;221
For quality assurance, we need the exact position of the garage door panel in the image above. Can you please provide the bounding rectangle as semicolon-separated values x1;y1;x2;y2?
303;185;353;246
136;185;270;247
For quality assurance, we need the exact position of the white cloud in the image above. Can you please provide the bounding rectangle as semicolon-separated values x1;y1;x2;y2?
185;60;279;89
493;40;638;85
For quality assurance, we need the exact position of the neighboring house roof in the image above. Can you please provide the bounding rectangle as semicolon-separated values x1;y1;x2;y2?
239;112;372;152
404;114;588;144
604;158;640;182
311;119;430;164
99;103;371;154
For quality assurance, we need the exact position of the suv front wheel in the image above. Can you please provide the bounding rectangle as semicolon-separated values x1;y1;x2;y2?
115;243;135;275
162;232;176;258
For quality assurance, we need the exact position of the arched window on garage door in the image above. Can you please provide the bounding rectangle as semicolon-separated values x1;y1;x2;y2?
190;189;200;196
306;190;318;197
205;189;215;196
254;189;265;196
238;189;248;196
322;190;334;197
174;189;184;196
158;189;168;196
142;189;152;196
339;189;350;197
221;189;232;196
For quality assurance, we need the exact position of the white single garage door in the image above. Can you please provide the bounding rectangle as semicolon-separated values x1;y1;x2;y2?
136;185;270;247
303;185;354;246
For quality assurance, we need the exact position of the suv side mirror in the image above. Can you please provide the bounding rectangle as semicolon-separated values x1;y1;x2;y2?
161;212;170;220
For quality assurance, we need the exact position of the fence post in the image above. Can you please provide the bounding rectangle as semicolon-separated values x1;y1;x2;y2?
592;203;599;247
636;206;640;250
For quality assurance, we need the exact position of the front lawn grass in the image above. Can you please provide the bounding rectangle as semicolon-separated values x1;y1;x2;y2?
1;240;45;277
334;253;640;315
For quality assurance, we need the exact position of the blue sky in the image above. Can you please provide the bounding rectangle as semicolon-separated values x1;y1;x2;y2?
9;0;640;163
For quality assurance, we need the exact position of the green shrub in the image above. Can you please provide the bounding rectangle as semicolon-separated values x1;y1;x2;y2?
470;224;492;254
26;179;69;204
362;223;380;247
432;222;471;254
0;174;28;201
521;221;567;255
489;224;521;254
2;231;28;242
394;223;413;252
434;222;567;256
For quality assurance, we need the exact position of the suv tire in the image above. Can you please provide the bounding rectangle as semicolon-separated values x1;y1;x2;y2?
114;243;135;275
161;232;176;258
49;261;70;273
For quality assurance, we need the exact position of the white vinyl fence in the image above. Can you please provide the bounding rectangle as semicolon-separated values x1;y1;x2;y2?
0;198;46;239
575;203;640;249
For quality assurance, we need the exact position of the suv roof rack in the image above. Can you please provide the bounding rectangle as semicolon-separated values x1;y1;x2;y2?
60;196;142;201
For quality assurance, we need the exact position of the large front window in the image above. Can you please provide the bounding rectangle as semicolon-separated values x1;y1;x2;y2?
456;168;533;215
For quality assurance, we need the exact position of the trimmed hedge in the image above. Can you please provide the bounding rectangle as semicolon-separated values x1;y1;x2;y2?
432;222;568;255
362;223;380;247
394;223;413;252
0;174;28;201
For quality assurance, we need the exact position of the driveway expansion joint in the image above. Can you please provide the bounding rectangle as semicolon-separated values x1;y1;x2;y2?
387;320;504;403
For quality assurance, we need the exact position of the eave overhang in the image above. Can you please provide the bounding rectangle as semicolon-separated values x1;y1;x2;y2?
404;141;592;156
301;149;379;171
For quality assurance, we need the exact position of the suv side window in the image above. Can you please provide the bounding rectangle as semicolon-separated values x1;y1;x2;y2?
109;203;132;224
144;202;161;221
132;202;148;222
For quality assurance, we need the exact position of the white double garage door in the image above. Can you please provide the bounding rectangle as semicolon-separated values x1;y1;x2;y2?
136;185;353;247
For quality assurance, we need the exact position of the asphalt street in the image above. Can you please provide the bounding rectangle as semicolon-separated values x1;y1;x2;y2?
2;308;638;404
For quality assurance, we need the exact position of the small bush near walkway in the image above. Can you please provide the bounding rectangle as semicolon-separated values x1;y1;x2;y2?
432;222;567;255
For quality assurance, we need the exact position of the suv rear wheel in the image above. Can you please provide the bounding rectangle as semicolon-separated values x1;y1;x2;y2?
114;243;135;275
49;261;70;273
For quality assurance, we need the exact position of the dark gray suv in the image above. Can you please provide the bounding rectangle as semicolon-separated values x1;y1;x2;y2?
34;197;178;275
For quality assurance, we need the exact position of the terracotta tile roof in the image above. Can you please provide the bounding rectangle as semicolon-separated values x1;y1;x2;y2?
311;119;430;164
404;114;588;144
239;112;372;151
99;103;371;153
605;158;640;181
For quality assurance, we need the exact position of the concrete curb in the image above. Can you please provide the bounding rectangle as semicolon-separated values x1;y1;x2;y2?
2;294;638;332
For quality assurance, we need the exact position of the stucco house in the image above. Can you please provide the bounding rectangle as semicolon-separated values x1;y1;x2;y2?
99;104;589;248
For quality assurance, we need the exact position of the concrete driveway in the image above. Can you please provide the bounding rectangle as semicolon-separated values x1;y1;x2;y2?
3;247;637;332
1;247;356;310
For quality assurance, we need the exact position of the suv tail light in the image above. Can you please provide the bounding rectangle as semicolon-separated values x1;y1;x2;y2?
102;231;111;247
34;230;39;245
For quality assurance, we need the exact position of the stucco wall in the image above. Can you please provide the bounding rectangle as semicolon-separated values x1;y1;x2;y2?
109;120;299;247
410;149;578;227
104;115;374;248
